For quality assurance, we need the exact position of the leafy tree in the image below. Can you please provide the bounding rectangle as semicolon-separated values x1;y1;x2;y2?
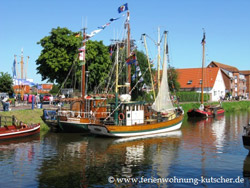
0;72;14;95
130;50;155;101
36;27;112;93
85;40;112;92
168;66;180;92
36;27;82;87
49;84;60;95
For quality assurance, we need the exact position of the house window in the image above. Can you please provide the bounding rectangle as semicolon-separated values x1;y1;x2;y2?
187;80;192;85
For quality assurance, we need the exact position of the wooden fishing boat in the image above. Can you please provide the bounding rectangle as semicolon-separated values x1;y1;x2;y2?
187;31;225;118
0;115;40;140
88;29;184;137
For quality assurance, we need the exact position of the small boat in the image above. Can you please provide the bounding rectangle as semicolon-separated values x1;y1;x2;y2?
0;115;40;140
242;122;250;151
187;104;225;118
187;31;225;118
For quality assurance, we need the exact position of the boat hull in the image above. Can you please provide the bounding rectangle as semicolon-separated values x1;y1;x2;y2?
187;108;224;118
88;114;184;137
58;120;89;133
243;135;250;151
0;124;40;140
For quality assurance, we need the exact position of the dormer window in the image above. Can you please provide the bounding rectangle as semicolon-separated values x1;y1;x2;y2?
200;79;202;84
187;80;192;85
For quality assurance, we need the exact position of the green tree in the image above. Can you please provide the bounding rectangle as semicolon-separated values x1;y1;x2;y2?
36;27;112;93
0;72;14;95
168;66;180;92
36;27;82;87
49;84;59;95
85;40;112;92
131;50;155;101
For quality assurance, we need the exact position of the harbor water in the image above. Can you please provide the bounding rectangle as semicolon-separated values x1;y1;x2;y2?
0;111;250;187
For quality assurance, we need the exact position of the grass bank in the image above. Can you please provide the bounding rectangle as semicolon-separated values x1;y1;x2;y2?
178;100;250;114
0;109;49;132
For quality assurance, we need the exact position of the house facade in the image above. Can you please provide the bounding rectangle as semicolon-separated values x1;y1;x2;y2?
207;61;247;98
176;67;225;101
240;70;250;98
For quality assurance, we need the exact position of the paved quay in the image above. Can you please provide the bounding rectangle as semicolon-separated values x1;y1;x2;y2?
0;103;59;112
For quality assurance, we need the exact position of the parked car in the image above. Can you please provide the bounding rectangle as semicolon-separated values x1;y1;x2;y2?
43;94;52;102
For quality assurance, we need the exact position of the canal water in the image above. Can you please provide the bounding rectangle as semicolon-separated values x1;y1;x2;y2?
0;112;250;188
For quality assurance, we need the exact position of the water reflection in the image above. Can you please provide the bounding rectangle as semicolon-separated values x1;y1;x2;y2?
0;135;41;187
37;131;182;187
0;112;249;187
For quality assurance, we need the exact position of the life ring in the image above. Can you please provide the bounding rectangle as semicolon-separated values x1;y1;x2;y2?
118;113;125;120
22;124;28;129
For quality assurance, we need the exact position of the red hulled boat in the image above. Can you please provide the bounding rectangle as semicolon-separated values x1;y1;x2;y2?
0;115;40;140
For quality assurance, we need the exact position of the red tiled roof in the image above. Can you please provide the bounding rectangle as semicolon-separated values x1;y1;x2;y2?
240;70;250;75
208;61;239;72
176;67;219;89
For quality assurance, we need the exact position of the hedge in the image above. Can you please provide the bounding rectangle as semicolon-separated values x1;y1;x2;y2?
175;91;210;102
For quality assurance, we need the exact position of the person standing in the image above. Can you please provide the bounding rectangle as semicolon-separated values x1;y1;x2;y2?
1;97;10;111
36;94;40;107
49;95;54;105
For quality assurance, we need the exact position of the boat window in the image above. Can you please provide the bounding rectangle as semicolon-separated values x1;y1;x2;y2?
132;105;135;111
127;113;130;118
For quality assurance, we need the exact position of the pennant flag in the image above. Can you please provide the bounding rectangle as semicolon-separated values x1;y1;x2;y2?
109;46;113;59
98;22;111;30
118;3;128;13
110;17;120;22
79;51;85;61
78;46;85;52
126;53;136;65
75;33;80;37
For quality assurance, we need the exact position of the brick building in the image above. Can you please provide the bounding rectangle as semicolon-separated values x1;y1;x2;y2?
207;61;247;97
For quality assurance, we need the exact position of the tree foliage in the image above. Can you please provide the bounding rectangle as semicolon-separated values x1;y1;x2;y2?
0;72;14;94
36;27;82;87
131;50;155;101
168;66;180;92
85;40;112;92
36;27;112;93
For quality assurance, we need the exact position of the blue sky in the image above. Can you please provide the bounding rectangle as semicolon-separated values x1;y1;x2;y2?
0;0;250;83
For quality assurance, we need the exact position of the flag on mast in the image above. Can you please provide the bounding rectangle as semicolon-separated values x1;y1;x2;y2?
118;3;128;13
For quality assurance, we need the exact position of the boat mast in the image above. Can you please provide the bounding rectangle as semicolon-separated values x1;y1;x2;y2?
81;27;87;112
201;30;206;105
142;34;156;100
127;11;131;92
25;56;29;80
20;49;24;79
162;31;167;72
115;43;119;125
157;27;161;91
